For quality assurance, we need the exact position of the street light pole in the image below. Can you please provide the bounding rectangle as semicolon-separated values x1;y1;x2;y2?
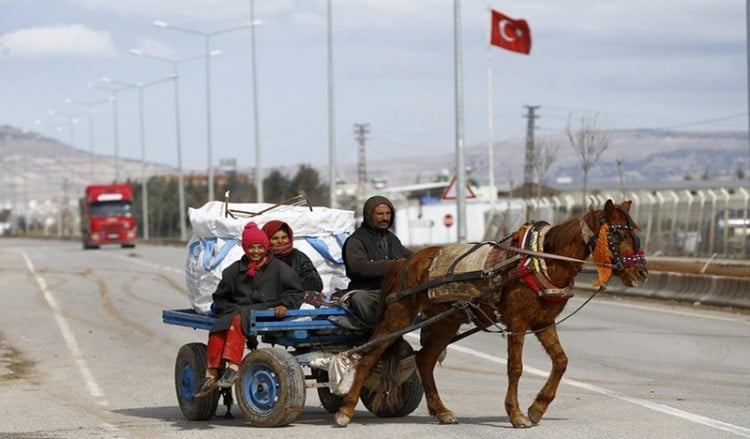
91;82;127;182
327;0;337;208
129;50;213;241
153;19;259;202
48;109;81;148
250;0;263;203
65;97;109;183
48;109;82;237
99;75;176;241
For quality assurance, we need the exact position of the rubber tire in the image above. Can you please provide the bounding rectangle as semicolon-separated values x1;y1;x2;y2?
235;348;306;427
82;240;99;250
314;369;342;413
360;369;424;418
174;343;220;421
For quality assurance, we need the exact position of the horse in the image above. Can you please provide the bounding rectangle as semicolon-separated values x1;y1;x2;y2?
333;199;648;428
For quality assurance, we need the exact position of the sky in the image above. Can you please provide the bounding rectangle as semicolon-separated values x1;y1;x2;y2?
0;0;747;183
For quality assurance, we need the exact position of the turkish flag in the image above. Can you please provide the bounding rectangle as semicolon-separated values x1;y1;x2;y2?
490;10;531;55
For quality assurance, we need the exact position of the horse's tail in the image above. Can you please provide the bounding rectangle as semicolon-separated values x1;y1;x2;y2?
366;337;409;414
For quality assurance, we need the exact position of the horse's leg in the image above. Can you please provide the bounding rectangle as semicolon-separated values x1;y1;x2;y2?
334;301;415;427
527;326;567;424
415;318;463;424
505;330;532;428
334;333;396;427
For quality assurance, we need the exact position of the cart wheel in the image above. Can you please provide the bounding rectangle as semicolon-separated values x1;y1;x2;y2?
360;369;423;417
235;348;306;427
174;343;220;421
314;369;342;413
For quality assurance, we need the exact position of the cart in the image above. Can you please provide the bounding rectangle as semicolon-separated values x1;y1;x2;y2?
163;306;424;427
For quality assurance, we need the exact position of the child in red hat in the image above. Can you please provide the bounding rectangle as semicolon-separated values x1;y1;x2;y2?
195;221;304;397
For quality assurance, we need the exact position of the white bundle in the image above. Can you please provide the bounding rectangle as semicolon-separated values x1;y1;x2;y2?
185;201;355;315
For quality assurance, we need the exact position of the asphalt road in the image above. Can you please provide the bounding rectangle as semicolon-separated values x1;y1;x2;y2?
1;238;748;439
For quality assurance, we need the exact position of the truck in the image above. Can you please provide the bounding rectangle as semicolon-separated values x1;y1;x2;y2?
79;183;137;249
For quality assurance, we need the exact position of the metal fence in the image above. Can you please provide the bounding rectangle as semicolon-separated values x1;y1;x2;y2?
524;187;750;260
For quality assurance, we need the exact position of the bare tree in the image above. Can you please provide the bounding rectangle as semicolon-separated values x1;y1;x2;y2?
532;135;560;199
566;113;612;206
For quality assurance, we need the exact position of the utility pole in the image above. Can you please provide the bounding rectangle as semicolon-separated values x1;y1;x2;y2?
616;158;625;197
354;123;369;208
523;105;540;221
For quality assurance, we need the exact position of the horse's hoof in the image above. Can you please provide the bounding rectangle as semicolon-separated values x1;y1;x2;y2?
510;415;532;428
528;405;544;424
334;412;351;427
437;410;458;424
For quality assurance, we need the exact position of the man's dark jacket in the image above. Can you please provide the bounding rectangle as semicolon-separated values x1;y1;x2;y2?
343;196;412;290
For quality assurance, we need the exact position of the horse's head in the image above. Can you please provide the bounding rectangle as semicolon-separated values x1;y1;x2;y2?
590;199;648;287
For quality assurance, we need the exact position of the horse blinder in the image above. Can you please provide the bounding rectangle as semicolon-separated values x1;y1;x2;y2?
606;219;645;272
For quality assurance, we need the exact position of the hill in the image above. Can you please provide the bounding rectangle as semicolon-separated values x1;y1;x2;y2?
1;124;747;210
0;125;176;207
347;129;748;188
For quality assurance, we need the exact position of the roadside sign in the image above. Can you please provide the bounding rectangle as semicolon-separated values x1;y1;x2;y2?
443;213;454;228
440;176;477;200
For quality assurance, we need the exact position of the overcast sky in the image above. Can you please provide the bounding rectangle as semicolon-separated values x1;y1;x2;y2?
0;0;747;179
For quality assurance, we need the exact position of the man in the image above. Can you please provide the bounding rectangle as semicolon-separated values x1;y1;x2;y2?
337;195;413;328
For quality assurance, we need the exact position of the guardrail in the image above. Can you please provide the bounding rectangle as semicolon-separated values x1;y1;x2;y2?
577;263;750;310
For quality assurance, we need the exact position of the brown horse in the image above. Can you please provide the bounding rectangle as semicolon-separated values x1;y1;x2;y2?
334;199;648;427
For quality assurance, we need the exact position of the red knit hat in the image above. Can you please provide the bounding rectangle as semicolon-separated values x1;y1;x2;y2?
242;221;269;251
262;220;294;257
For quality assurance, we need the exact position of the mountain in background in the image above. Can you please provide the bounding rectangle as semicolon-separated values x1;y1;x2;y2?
0;125;175;205
1;124;747;208
344;129;748;189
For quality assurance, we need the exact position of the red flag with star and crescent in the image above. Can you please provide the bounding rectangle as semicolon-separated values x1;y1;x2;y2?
490;9;531;55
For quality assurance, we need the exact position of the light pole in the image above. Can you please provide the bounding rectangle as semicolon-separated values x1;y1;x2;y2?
249;0;263;202
91;82;128;182
99;75;176;241
48;109;81;148
153;19;260;202
48;110;82;237
327;0;337;208
129;49;220;241
65;97;110;182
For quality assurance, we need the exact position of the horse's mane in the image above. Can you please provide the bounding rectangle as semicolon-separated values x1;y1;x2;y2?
542;209;596;255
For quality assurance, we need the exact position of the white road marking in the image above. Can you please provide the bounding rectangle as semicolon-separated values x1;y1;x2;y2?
414;335;750;438
20;251;109;407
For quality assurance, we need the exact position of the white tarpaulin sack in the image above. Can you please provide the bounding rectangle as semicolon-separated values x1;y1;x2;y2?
185;201;354;315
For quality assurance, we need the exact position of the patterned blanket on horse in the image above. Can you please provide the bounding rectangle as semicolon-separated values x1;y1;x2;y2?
427;242;509;303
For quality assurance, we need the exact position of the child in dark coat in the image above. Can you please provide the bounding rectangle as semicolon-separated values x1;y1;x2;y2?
195;222;304;397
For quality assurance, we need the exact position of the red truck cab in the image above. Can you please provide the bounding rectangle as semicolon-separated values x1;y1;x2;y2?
80;184;137;249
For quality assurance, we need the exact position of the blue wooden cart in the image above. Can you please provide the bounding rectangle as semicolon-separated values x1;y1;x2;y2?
163;306;423;427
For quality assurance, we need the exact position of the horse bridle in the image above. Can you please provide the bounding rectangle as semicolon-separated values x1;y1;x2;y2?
595;206;646;272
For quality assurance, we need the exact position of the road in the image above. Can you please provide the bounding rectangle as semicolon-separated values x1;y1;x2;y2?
1;238;748;439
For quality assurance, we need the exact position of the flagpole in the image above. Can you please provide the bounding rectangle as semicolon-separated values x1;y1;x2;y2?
487;6;496;214
454;0;467;243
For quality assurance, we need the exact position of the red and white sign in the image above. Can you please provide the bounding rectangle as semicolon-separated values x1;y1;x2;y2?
443;213;454;228
440;176;477;200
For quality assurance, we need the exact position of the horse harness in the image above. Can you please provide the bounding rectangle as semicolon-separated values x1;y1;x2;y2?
379;207;647;339
581;205;646;272
384;222;576;309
